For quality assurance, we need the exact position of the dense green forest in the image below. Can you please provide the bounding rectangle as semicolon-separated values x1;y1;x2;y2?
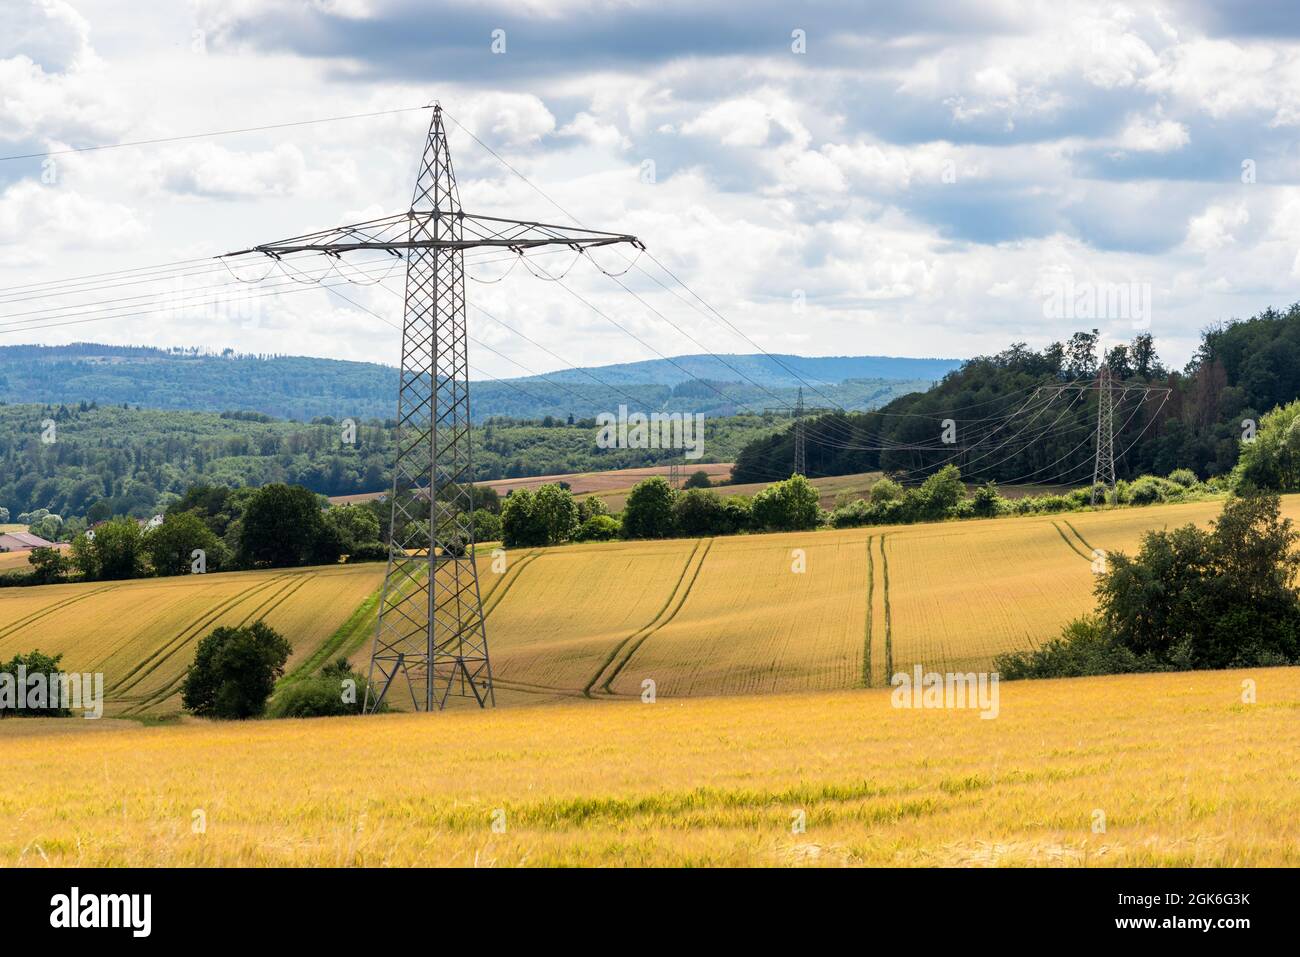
0;344;946;422
735;304;1300;486
0;402;783;521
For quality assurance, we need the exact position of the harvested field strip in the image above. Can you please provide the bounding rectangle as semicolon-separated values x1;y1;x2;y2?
582;539;705;696
600;538;713;695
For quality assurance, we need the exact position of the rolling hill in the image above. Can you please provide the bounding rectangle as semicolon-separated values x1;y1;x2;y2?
0;343;960;423
5;494;1293;716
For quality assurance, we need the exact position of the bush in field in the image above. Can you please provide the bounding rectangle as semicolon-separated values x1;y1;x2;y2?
574;514;621;542
673;489;729;536
27;547;71;584
1167;468;1199;488
914;465;964;519
750;475;821;531
683;470;713;489
500;484;578;546
995;616;1147;679
470;508;502;543
0;650;72;717
181;620;293;720
869;477;904;504
266;658;381;718
970;481;1004;518
1003;493;1300;679
621;477;677;539
324;504;383;556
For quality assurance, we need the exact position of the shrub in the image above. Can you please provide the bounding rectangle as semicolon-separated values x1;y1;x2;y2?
501;484;578;546
1096;492;1300;670
71;516;146;581
1127;476;1167;505
0;650;72;717
682;470;712;489
181;620;293;719
621;477;677;539
995;616;1147;680
915;465;964;519
574;514;621;541
869;477;904;504
750;475;822;531
324;504;383;555
470;508;502;543
970;481;1004;518
1167;468;1199;488
266;658;380;718
673;488;728;536
27;547;71;584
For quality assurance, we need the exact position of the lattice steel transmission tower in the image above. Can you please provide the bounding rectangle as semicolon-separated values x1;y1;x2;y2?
793;386;806;476
224;105;640;711
1091;366;1116;504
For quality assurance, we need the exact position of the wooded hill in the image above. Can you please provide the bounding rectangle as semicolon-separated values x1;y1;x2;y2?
734;303;1300;486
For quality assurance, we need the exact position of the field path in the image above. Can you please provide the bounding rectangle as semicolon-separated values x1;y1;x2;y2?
585;538;712;697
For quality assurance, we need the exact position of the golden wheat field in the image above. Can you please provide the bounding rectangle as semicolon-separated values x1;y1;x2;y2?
1;666;1296;866
5;495;1297;716
0;563;384;716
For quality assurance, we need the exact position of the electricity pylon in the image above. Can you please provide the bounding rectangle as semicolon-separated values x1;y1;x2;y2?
224;105;639;711
1091;366;1116;504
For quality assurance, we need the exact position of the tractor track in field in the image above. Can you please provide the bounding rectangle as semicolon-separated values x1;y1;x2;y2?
586;538;713;698
1051;521;1092;561
124;575;313;714
879;534;893;678
481;549;540;621
1062;520;1097;554
108;575;289;698
0;584;121;643
863;535;875;688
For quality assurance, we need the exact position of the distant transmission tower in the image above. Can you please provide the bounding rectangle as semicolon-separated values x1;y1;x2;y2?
793;386;806;476
224;105;639;711
1091;365;1115;504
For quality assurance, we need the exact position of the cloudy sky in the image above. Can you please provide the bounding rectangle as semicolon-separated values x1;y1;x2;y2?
2;0;1300;377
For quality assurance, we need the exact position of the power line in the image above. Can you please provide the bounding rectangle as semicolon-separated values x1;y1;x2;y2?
0;105;433;163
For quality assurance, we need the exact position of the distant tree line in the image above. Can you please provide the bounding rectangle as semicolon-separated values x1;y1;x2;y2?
0;403;775;523
735;304;1300;487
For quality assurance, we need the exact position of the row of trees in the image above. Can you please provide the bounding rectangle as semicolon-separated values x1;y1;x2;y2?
3;483;389;586
500;475;823;547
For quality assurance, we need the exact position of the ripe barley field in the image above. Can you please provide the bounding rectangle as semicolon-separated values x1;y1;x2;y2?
1;666;1296;866
5;495;1297;716
0;563;384;715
